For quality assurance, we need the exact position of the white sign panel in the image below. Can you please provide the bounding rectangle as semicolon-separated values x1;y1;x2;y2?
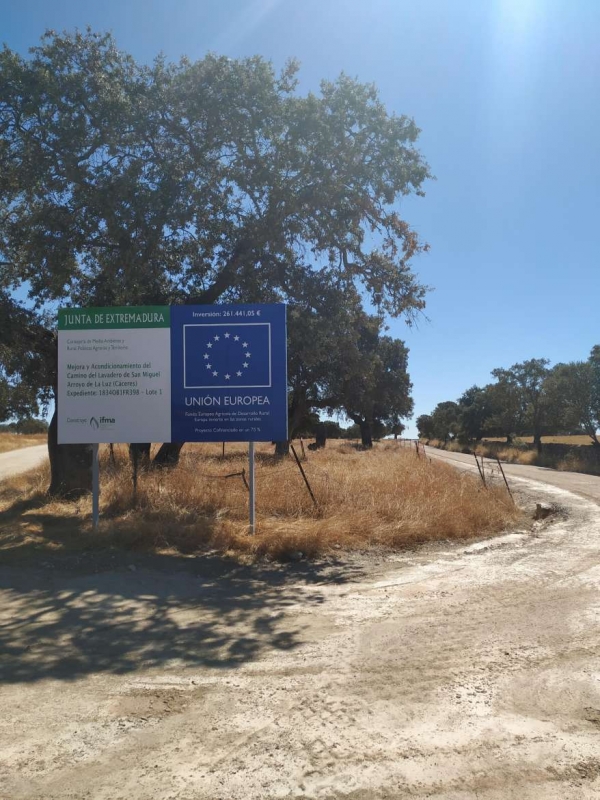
58;306;171;443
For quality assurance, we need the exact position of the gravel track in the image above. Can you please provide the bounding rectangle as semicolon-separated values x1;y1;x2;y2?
0;445;47;481
1;452;600;798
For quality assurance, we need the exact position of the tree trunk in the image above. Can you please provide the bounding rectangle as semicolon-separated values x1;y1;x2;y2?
47;410;93;498
274;440;290;456
314;423;327;449
288;393;307;437
360;421;373;448
152;442;185;467
274;391;308;457
506;433;513;444
45;335;95;498
533;431;543;454
129;443;151;470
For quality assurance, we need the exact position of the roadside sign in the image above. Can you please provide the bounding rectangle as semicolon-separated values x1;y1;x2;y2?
170;303;288;442
57;302;287;533
58;306;171;444
57;303;287;445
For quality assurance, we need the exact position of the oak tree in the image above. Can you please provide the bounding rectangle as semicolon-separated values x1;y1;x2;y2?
1;30;430;492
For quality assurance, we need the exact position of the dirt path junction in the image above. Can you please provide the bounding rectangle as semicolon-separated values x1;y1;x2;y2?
1;451;600;798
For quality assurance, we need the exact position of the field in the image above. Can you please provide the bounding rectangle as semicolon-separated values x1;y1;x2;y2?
482;435;593;446
0;432;46;454
425;435;600;475
0;441;521;562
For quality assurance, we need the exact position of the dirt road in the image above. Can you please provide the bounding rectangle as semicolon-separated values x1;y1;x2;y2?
0;445;47;481
1;459;600;798
424;444;600;503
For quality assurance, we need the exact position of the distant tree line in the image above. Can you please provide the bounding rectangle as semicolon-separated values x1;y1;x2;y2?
417;349;600;453
294;416;404;442
0;418;48;434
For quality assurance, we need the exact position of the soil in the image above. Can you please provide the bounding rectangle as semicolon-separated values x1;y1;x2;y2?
2;466;600;798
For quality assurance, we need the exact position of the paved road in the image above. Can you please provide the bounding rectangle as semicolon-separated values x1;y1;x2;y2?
424;445;600;504
0;445;48;482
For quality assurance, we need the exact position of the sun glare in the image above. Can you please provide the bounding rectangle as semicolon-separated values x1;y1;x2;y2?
496;0;542;39
211;0;283;52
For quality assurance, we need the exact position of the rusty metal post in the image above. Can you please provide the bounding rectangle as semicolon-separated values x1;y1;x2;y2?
496;457;514;503
290;443;318;507
473;453;486;487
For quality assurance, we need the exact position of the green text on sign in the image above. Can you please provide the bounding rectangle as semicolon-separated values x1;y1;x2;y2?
58;306;170;330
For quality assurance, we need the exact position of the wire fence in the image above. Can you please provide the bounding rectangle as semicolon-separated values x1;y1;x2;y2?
110;436;514;508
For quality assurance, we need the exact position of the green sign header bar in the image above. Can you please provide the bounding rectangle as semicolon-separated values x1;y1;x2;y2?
58;306;170;330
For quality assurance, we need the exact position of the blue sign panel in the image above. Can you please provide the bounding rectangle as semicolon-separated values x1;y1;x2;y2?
171;304;288;442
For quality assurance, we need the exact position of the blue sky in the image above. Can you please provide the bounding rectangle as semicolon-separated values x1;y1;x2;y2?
4;0;600;433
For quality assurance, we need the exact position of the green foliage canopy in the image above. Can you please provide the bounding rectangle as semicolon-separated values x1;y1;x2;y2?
0;29;430;451
1;29;431;317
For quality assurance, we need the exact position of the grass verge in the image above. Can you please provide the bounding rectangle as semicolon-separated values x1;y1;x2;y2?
0;441;522;562
482;435;594;446
0;433;46;454
426;439;600;476
481;436;600;475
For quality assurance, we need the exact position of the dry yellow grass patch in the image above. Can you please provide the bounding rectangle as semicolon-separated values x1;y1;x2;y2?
483;435;593;446
475;445;538;466
0;441;521;561
0;432;46;454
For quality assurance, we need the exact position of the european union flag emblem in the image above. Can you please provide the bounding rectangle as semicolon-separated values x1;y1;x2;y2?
183;323;272;388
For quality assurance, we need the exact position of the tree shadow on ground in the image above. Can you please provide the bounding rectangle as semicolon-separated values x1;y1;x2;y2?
0;542;365;685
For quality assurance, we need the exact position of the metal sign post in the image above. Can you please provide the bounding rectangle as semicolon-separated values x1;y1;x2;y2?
248;441;256;534
92;443;100;529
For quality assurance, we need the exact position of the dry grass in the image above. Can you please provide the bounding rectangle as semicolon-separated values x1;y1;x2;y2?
0;441;522;562
474;443;600;474
427;439;551;465
500;448;538;465
424;438;600;477
483;435;593;446
0;432;46;454
425;440;465;454
474;444;538;466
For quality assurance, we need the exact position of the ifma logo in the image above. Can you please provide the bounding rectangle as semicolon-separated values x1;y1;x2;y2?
90;416;115;428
